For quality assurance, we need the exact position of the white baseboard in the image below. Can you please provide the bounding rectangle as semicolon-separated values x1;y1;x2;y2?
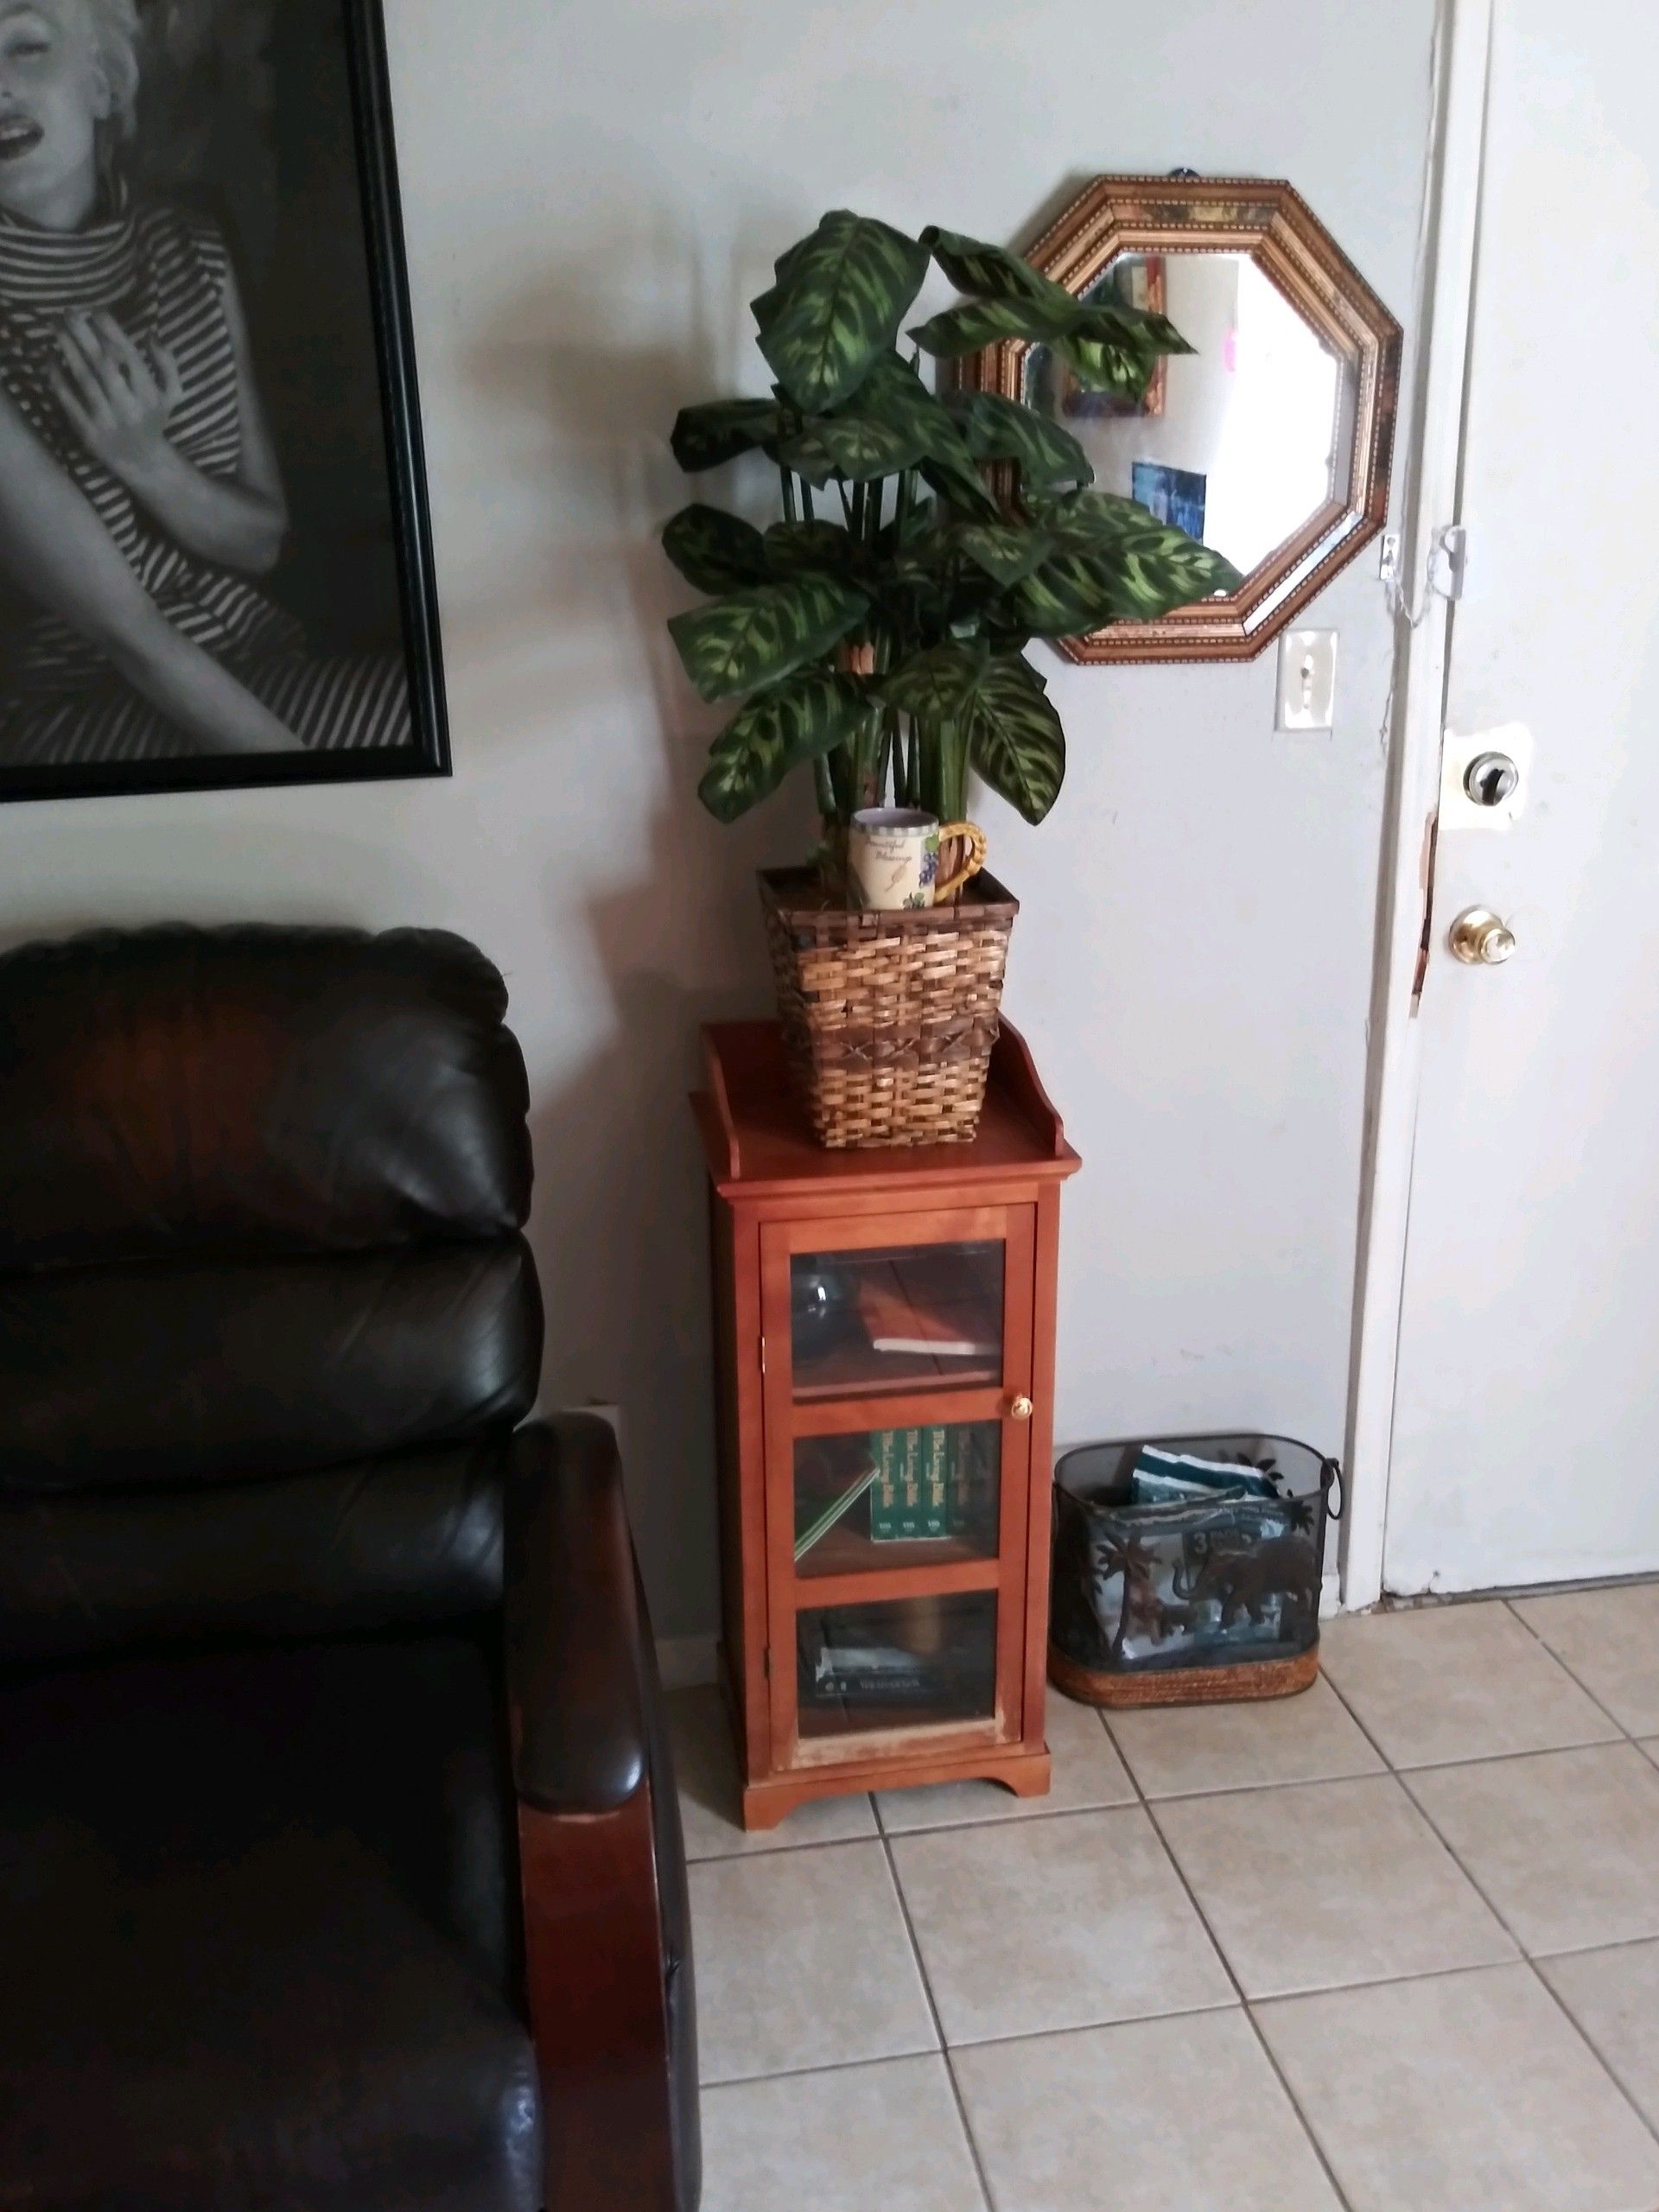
657;1634;720;1689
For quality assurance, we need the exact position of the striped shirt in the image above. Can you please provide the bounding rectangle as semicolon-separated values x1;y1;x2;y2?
0;187;412;762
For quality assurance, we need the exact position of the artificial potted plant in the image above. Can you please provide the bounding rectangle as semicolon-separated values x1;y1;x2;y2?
664;212;1239;1147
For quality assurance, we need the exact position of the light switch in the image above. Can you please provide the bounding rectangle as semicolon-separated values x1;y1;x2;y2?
1276;629;1338;732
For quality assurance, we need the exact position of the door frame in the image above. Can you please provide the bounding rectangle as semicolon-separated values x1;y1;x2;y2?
1342;0;1496;1606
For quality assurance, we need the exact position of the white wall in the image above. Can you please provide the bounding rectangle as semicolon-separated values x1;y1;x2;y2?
0;0;1437;1638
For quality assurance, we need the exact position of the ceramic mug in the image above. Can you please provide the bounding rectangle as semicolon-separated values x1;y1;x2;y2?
848;808;988;912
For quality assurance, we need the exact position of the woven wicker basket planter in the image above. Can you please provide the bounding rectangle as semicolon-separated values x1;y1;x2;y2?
760;866;1019;1148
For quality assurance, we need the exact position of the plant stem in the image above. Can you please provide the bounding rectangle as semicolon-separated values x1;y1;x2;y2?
779;467;798;525
828;742;854;821
893;466;914;544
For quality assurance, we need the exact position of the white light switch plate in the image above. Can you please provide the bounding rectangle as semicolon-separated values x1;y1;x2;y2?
1276;628;1338;732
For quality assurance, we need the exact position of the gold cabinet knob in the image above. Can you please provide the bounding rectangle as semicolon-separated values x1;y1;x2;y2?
1448;906;1517;966
1009;1395;1034;1422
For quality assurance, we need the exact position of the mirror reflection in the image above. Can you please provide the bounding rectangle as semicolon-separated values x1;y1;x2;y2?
1023;251;1357;581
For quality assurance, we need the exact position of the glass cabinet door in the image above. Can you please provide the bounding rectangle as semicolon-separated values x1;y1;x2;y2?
790;1239;1006;1401
796;1592;999;1743
792;1420;1002;1577
761;1206;1036;1770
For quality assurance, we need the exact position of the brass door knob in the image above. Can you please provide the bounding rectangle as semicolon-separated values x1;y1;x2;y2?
1448;907;1516;965
1009;1395;1034;1422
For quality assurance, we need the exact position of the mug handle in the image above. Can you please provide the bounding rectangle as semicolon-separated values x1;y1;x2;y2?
934;822;988;904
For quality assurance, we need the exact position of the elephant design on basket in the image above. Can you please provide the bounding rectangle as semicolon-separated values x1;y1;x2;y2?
1093;1522;1320;1662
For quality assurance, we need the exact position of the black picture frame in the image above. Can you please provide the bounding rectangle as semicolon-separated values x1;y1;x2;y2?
0;0;448;804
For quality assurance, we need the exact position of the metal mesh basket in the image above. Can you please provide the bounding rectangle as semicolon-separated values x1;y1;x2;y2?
1049;1433;1341;1707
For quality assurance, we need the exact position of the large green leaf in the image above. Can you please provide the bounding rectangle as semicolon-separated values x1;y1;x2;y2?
912;443;1002;523
914;272;1195;388
1007;489;1243;632
778;412;931;486
920;227;1073;312
671;398;780;472
763;519;868;581
908;293;1077;359
1044;487;1245;604
697;671;880;823
1034;487;1154;541
661;504;770;594
938;518;1058;587
1004;553;1135;636
751;211;930;413
1075;298;1195;356
1103;521;1244;618
1051;327;1159;400
845;349;982;474
668;573;868;702
945;391;1092;489
880;645;1065;823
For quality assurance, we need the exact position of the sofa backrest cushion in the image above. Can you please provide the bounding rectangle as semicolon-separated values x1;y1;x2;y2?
0;925;543;1496
0;1440;511;1666
0;924;532;1267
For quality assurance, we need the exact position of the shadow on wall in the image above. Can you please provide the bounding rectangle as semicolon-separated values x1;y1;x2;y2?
520;802;790;1643
462;233;817;1638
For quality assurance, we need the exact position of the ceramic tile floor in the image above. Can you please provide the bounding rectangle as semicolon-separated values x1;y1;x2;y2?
673;1585;1659;2212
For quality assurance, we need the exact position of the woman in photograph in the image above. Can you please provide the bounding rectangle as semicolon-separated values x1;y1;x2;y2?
0;0;410;762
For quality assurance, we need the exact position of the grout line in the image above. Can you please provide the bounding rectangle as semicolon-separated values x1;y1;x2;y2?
912;1992;1239;2056
1090;1683;1364;2201
1138;1793;1357;2211
1318;1664;1405;1772
686;1800;880;1866
875;1823;998;2212
696;1994;1245;2093
1502;1597;1638;1741
1392;1767;1659;2158
698;2043;955;2094
1383;1732;1627;1777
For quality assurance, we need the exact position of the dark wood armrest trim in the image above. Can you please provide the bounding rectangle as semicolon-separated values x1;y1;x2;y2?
505;1415;649;1815
519;1786;680;2212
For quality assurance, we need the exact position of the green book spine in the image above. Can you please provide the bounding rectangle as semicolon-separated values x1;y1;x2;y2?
899;1427;923;1538
921;1427;950;1538
868;1430;902;1542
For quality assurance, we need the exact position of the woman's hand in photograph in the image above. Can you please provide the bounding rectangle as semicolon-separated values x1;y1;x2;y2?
0;383;303;755
50;290;290;580
50;312;186;495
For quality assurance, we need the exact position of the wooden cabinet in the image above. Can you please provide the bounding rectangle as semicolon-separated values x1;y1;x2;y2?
692;1020;1080;1831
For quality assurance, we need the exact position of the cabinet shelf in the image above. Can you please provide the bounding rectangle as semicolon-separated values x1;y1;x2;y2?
798;1524;993;1580
793;1350;1001;1403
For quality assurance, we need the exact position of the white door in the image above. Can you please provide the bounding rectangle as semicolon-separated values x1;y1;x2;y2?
1382;0;1659;1592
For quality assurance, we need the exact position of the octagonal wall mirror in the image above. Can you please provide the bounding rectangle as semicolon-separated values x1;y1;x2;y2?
958;177;1402;664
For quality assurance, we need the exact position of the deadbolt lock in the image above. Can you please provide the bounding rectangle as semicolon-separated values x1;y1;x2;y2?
1448;907;1517;965
1464;751;1521;808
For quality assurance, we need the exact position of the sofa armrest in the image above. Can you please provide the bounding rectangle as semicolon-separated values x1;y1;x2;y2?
505;1415;701;2212
504;1415;650;1815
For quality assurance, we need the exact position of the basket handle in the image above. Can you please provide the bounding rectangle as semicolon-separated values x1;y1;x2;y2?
934;821;988;903
1322;1458;1345;1521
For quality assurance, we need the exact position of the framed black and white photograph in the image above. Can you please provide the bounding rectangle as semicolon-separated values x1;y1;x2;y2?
0;0;446;801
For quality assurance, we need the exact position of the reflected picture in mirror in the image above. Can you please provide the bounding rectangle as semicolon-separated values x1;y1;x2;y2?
961;180;1401;664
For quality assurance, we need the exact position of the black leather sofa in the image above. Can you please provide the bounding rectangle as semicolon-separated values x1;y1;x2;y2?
0;924;699;2212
